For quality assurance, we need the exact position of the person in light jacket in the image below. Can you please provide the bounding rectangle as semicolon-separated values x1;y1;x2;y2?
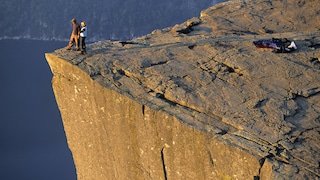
79;21;87;54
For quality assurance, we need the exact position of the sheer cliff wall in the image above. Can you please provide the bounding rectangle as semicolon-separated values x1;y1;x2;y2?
46;54;262;179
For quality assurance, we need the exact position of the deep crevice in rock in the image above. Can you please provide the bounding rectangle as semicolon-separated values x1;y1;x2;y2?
150;61;168;67
216;129;228;135
142;105;145;116
119;41;139;46
188;44;196;49
160;148;168;180
176;26;194;34
253;98;269;109
153;93;178;108
207;150;215;167
255;156;271;180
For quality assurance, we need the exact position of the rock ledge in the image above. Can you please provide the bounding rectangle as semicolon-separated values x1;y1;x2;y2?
46;0;320;179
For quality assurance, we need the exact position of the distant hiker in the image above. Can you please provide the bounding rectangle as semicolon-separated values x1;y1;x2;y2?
66;18;80;51
80;21;87;54
253;38;297;53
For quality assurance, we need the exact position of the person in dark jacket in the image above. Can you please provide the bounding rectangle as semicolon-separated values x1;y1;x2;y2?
66;18;80;51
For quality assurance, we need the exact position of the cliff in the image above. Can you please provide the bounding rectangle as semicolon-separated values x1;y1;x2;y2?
46;0;320;179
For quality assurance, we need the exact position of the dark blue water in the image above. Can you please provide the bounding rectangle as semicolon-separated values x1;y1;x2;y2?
0;40;77;180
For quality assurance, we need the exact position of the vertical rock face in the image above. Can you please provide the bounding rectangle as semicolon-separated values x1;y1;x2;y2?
46;0;320;179
47;54;261;179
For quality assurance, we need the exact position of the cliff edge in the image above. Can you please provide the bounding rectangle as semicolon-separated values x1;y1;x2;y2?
46;0;320;179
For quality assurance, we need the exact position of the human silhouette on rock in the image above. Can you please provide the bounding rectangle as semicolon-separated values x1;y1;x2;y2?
66;18;80;51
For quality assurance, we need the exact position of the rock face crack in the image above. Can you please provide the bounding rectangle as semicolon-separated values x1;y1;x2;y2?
160;148;168;180
253;98;269;109
142;105;145;116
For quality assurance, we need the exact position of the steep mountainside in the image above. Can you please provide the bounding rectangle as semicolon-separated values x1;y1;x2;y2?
46;0;320;179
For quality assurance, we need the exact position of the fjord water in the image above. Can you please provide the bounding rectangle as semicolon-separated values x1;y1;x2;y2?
0;40;77;180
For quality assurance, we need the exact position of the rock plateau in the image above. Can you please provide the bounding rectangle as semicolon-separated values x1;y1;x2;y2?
46;0;320;179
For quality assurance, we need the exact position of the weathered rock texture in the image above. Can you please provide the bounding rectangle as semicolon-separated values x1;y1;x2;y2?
46;0;320;179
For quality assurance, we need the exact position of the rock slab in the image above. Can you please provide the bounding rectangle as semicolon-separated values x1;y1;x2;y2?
46;0;320;179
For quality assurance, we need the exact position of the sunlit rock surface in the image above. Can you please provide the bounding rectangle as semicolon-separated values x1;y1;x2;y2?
46;0;320;179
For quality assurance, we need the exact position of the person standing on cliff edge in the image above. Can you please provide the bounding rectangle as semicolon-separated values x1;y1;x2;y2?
66;18;80;51
79;21;87;54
